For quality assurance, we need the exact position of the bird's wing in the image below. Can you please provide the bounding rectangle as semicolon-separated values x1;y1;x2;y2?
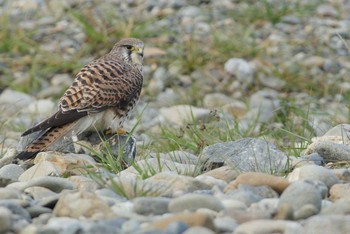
22;60;143;136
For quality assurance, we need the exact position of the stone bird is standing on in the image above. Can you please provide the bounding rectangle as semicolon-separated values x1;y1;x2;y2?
16;38;144;161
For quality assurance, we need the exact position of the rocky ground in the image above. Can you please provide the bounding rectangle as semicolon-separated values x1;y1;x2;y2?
1;0;350;233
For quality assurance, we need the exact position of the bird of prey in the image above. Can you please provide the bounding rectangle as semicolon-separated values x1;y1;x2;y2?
16;38;144;161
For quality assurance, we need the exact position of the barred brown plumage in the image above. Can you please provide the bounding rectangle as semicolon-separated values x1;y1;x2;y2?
16;38;144;160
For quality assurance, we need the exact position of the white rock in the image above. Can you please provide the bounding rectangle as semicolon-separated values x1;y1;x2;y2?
159;105;211;125
224;58;254;84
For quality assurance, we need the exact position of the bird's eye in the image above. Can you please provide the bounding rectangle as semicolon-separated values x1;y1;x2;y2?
125;45;133;50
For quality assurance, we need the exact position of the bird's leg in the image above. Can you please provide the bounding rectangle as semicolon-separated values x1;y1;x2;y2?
103;128;129;136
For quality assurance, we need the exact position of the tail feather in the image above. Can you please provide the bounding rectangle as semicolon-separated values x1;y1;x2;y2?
15;123;76;161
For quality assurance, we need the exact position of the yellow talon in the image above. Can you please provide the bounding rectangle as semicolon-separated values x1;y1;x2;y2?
117;128;128;136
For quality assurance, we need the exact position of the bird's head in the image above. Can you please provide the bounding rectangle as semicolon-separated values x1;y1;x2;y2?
110;38;144;69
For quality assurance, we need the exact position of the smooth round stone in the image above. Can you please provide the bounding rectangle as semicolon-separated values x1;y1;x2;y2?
250;198;279;216
225;172;289;194
0;200;31;221
38;217;83;234
288;165;339;189
165;221;189;234
0;164;24;180
82;219;125;234
195;175;227;191
278;180;322;219
303;215;350;233
18;161;60;182
329;183;350;200
321;199;350;215
203;93;236;108
53;191;115;219
225;185;264;206
183;226;215;234
224;58;254;84
304;141;350;162
150;213;214;231
26;205;52;218
21;176;75;193
0;207;12;233
133;197;170;215
121;219;140;234
234;220;302;233
68;176;101;191
213;216;238;233
0;187;22;199
201;166;239;183
159;105;211;125
168;194;224;213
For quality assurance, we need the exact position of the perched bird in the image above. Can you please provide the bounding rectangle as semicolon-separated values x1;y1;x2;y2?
16;38;144;161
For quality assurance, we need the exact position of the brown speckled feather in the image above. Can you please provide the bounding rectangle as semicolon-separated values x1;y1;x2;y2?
17;38;144;160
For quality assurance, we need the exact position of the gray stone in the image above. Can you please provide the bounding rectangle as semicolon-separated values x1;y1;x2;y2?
304;141;350;162
20;176;75;193
316;4;338;17
278;180;322;219
0;200;31;221
159;105;211;125
154;150;199;165
321;199;350;215
203;93;236;108
183;226;215;234
224;58;254;85
133;197;170;215
0;164;24;180
0;89;34;110
303;215;350;233
26;205;52;218
18;161;61;181
213;216;238;233
53;191;115;219
0;207;12;233
169;193;224;213
225;185;264;206
121;219;140;234
0;188;21;199
39;217;83;234
233;220;302;234
82;219;126;234
200;138;289;174
288;165;339;189
165;221;189;234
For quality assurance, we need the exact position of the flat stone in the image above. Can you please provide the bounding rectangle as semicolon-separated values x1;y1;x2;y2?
53;191;115;219
329;183;350;200
303;215;350;233
304;141;350;162
150;213;214;231
0;187;21;199
159;105;211;125
168;194;224;213
213;216;238;233
133;197;170;215
20;176;75;193
321;199;350;215
183;226;215;234
225;172;289;194
68;176;101;191
200;138;289;174
278;180;322;219
18;161;60;182
0;207;12;233
201;166;239;183
0;164;24;180
234;220;302;233
287;165;339;189
0;200;31;221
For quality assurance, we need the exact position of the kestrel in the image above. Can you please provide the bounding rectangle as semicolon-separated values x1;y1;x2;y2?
16;38;144;160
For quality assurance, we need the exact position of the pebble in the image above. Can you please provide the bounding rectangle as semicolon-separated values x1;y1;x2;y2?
329;183;350;200
288;164;339;189
201;166;239;183
133;197;170;215
303;215;350;233
321;199;350;215
18;161;60;181
168;193;224;213
225;172;289;194
224;58;254;85
200;138;289;174
183;226;215;234
159;105;211;125
0;207;12;233
304;141;350;162
150;213;215;231
234;220;302;234
53;191;115;219
278;180;322;219
0;164;24;180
